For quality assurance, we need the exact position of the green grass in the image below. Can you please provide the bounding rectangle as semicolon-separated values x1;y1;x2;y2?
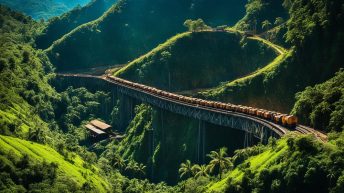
0;135;111;192
248;36;287;55
206;138;288;192
114;32;192;76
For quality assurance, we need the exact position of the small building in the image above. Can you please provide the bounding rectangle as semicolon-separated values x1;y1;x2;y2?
85;124;108;140
90;120;112;132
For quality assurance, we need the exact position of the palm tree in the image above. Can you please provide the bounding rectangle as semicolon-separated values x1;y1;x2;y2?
113;155;126;172
136;163;146;178
192;164;209;178
179;160;193;179
207;147;233;179
125;160;146;178
261;20;272;31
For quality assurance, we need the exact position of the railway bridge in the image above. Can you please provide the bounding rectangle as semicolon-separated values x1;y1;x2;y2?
57;73;326;142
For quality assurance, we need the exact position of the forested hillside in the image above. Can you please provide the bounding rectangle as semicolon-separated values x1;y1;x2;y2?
199;0;344;113
36;0;117;49
1;0;344;192
0;6;109;191
0;5;57;139
0;0;90;20
116;31;277;91
0;5;175;192
46;0;247;71
292;70;344;132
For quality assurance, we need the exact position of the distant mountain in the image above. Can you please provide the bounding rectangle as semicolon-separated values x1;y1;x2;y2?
36;0;117;49
0;0;90;20
46;0;247;71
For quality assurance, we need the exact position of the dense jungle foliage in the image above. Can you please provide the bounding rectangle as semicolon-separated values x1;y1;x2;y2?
1;0;344;192
235;0;288;34
292;70;344;132
0;5;175;192
46;0;247;71
0;0;90;20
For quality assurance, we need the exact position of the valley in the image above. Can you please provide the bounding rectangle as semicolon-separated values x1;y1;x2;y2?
0;0;344;192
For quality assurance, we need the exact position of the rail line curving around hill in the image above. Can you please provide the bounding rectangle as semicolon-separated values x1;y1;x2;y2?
57;73;327;143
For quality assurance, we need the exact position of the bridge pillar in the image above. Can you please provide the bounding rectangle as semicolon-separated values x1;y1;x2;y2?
118;93;135;131
147;126;155;180
197;120;206;163
160;109;166;158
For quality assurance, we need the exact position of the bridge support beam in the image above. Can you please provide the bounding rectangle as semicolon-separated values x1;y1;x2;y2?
197;120;206;163
118;93;135;131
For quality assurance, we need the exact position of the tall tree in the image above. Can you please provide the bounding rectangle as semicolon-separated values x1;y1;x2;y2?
113;154;126;172
184;19;211;32
179;160;193;179
207;147;233;179
192;164;209;178
261;20;272;31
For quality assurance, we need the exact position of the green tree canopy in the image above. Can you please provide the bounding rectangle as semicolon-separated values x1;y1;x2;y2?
207;147;233;179
183;19;211;32
261;20;272;30
179;160;193;179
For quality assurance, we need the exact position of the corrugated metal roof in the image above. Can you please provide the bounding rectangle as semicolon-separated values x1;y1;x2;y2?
90;120;112;130
85;124;106;135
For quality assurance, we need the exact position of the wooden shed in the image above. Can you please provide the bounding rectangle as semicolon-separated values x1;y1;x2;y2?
90;120;112;132
85;124;108;140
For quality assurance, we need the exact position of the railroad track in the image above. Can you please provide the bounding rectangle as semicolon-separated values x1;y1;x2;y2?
57;73;327;142
296;125;328;142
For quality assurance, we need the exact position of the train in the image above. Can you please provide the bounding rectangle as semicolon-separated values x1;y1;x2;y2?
106;75;298;128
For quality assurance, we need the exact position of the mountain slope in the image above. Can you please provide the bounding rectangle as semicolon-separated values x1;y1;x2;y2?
0;135;110;192
46;0;247;71
0;0;90;20
199;0;344;113
235;0;288;33
115;31;278;92
206;133;344;193
292;70;344;132
0;5;57;138
36;0;117;49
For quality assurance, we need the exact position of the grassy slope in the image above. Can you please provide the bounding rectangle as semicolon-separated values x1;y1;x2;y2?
207;138;289;192
115;31;277;92
0;135;110;192
45;0;247;71
206;132;344;193
36;0;117;49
